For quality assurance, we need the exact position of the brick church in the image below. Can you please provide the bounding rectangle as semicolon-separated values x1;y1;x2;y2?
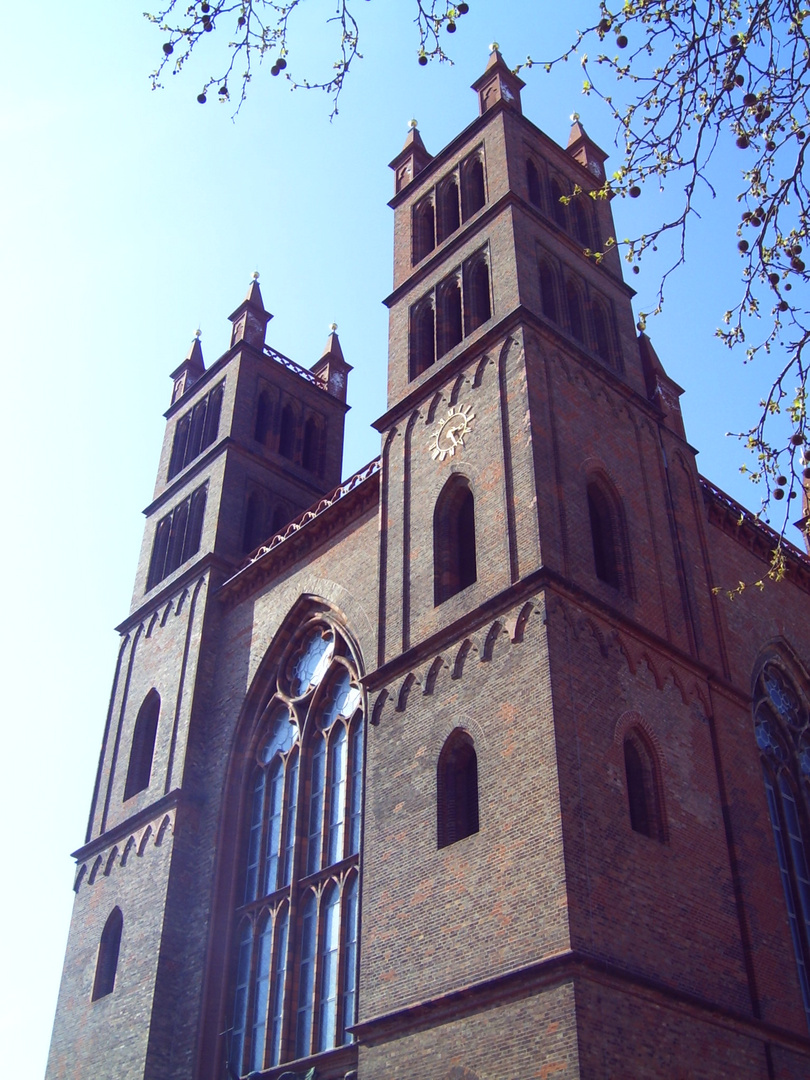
46;49;810;1079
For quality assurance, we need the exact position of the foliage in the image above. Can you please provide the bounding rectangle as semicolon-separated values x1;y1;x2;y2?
144;0;810;544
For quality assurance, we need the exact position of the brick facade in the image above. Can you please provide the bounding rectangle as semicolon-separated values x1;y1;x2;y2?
46;49;810;1080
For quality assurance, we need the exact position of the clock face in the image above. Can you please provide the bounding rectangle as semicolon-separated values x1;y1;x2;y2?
588;159;603;179
429;404;475;461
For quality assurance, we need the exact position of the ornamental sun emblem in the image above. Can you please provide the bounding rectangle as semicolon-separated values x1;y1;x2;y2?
428;403;475;462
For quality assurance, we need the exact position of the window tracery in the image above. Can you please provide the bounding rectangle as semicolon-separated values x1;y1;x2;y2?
229;620;364;1075
754;660;810;1030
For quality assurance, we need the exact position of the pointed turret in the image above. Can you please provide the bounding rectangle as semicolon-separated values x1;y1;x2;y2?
311;324;353;403
169;330;206;405
389;120;433;195
228;272;273;350
566;116;609;183
638;332;685;438
471;44;525;116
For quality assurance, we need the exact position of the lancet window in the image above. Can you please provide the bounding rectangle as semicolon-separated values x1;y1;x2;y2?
410;148;486;265
409;247;492;379
228;621;364;1075
167;381;224;480
146;484;207;591
754;660;810;1030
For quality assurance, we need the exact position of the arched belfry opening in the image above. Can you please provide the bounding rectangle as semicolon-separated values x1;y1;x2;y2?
434;475;477;605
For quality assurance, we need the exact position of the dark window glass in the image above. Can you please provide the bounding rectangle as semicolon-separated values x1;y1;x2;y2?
146;484;207;591
167;382;224;480
539;261;558;322
461;156;486;220
434;476;477;605
124;690;160;800
254;389;272;446
437;731;479;848
567;281;584;341
527;159;542;207
573;199;592;248
410;302;436;380
551;177;567;229
279;404;297;461
623;731;664;841
230;624;363;1071
464;259;491;334
624;738;651;835
437;278;463;359
92;908;123;1001
436;178;460;243
303;416;322;475
587;481;620;588
413;199;436;264
592;304;612;363
755;665;810;1030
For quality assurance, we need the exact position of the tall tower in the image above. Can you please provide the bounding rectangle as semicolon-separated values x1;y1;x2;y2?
45;279;352;1080
47;48;810;1080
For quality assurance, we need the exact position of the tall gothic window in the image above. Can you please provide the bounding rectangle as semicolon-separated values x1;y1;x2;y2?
167;381;224;480
587;480;622;590
92;908;123;1001
437;730;479;848
623;730;665;841
434;475;477;605
124;690;160;800
228;621;364;1075
146;483;207;591
754;661;810;1030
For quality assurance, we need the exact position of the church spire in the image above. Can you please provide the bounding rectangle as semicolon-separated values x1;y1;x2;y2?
228;271;273;350
471;44;525;116
311;323;353;402
169;330;205;405
389;120;433;195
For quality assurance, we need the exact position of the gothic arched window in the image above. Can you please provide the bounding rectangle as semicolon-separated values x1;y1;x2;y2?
410;301;436;380
413;197;436;264
303;416;323;476
279;403;297;461
124;690;160;800
550;177;568;230
92;907;123;1001
434;475;477;605
461;154;486;221
592;302;614;365
437;730;479;848
573;198;593;249
538;259;558;322
254;389;273;446
464;257;491;334
437;277;463;359
754;661;810;1029
228;621;364;1075
436;177;460;243
623;730;665;840
526;158;542;208
587;480;623;589
566;281;585;342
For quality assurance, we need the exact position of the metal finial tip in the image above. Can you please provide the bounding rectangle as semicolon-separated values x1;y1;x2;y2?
489;41;499;53
329;322;338;332
193;329;201;339
252;271;260;280
570;111;580;122
408;118;418;129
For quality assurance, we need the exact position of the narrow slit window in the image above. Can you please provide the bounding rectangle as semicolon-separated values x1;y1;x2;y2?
587;481;620;588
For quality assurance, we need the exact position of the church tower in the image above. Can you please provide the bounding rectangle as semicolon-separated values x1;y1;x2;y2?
47;48;810;1080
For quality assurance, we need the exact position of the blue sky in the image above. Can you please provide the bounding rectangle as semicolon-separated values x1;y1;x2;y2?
0;2;796;1075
